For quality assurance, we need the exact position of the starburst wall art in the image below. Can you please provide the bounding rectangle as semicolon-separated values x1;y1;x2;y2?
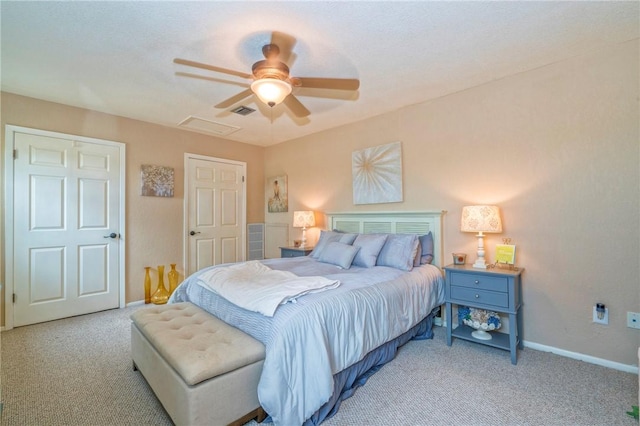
352;141;403;205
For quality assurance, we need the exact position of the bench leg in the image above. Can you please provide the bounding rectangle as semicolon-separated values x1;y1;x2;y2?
256;407;267;423
228;407;267;426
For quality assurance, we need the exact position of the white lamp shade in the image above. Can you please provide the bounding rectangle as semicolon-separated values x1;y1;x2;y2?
460;205;502;233
293;211;315;228
250;78;292;106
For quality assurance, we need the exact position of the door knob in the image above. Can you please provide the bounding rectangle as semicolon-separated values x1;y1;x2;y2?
104;233;118;239
189;231;201;236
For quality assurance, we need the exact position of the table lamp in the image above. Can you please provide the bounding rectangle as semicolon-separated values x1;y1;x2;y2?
460;205;502;269
293;211;315;248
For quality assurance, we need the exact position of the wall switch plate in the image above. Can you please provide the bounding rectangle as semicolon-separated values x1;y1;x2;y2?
627;312;640;329
593;306;609;325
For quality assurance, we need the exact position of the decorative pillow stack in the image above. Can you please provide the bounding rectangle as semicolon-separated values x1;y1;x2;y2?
310;230;434;271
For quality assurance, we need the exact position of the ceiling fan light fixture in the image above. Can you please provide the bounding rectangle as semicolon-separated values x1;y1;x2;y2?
251;78;292;107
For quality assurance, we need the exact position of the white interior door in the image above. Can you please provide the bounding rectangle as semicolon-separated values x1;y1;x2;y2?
4;126;125;328
185;154;246;275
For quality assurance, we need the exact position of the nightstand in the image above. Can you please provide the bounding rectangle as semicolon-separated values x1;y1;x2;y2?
279;246;314;258
444;264;524;365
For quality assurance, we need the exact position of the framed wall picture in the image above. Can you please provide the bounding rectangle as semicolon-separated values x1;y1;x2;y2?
352;141;403;205
267;175;288;213
495;244;516;265
140;164;174;197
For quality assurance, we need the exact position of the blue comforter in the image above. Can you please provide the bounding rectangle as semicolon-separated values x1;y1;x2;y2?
170;256;444;426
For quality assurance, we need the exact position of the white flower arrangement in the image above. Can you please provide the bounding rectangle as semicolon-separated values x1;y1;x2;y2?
459;306;501;331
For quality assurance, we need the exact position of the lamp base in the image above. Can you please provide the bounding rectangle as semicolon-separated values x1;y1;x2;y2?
472;259;488;269
300;227;307;248
472;232;489;269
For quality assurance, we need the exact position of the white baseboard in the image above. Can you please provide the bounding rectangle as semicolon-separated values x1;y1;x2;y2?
523;340;639;374
440;320;638;374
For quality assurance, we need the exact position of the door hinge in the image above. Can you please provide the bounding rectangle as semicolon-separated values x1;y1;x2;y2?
12;293;16;303
242;175;245;183
13;149;17;160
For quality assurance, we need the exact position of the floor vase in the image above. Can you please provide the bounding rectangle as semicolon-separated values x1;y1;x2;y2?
151;265;170;305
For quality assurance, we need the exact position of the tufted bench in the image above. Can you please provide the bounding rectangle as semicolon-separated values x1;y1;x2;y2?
131;302;266;426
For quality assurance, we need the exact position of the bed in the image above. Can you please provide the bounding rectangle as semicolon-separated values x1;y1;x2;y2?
170;211;446;425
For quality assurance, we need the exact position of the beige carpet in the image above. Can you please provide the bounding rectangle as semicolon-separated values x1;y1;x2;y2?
1;305;637;426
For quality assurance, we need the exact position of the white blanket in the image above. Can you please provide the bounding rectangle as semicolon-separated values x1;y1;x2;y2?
196;261;340;316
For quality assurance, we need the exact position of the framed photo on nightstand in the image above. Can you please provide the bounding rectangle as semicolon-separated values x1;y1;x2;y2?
495;244;516;265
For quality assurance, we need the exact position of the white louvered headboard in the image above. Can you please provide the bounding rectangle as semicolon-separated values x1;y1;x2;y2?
325;211;446;268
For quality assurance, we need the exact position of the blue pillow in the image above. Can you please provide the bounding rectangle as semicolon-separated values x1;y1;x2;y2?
414;240;422;267
339;233;357;245
352;234;388;268
311;231;357;259
419;232;434;264
318;242;360;269
376;234;419;271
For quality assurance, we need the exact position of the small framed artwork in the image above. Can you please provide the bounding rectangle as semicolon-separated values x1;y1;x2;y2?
495;244;516;265
267;175;288;213
141;164;174;197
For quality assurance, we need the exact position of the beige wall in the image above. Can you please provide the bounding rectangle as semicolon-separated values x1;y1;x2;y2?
1;40;637;367
265;40;640;366
0;93;265;324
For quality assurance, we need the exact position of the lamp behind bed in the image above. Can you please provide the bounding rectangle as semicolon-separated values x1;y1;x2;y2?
293;211;315;248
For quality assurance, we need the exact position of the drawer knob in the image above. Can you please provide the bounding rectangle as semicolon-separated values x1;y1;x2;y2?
474;280;480;285
475;294;480;298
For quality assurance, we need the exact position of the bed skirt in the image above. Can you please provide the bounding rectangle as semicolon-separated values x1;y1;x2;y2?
301;307;440;425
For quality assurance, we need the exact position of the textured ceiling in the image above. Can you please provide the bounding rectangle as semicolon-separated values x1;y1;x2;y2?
1;1;638;147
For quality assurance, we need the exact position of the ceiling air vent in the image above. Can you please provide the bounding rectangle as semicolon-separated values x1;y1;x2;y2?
231;105;256;116
178;116;240;136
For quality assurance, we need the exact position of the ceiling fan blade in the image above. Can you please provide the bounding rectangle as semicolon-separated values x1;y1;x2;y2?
270;31;296;64
283;94;311;117
214;89;254;109
175;72;249;88
295;77;360;91
174;58;252;80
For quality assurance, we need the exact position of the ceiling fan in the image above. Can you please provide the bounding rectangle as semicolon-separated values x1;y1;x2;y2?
174;34;360;117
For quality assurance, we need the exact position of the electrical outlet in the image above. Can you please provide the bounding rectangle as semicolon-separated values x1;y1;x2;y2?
627;312;640;329
593;306;608;325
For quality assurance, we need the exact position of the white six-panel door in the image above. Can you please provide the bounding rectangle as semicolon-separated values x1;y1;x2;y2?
4;126;125;328
185;154;246;275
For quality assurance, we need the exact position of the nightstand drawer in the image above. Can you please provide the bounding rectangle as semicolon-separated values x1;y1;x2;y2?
450;286;509;308
280;247;313;258
281;249;301;258
450;272;508;293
